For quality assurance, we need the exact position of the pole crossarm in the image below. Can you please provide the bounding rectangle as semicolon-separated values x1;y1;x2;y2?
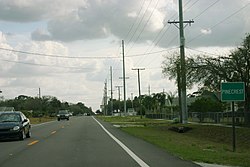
168;20;194;29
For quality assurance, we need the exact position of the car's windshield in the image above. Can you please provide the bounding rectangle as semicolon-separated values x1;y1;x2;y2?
58;110;68;114
0;113;21;122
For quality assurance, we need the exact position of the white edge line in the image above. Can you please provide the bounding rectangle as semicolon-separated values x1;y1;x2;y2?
92;116;150;167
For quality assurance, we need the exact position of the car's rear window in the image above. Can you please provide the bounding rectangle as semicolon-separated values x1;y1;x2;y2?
58;110;68;114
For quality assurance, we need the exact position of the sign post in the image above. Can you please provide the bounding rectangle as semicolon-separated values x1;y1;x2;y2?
221;82;245;152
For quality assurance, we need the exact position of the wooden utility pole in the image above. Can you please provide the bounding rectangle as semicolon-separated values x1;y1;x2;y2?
38;87;41;98
168;0;194;124
104;80;108;115
116;85;123;115
132;68;145;118
110;66;113;115
122;40;127;114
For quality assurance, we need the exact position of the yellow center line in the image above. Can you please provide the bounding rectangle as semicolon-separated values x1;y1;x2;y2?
28;140;39;146
51;131;57;135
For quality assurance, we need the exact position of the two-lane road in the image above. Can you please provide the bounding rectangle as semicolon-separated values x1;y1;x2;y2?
0;116;200;167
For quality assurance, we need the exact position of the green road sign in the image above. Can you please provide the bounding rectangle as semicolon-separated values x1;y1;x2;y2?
221;82;245;101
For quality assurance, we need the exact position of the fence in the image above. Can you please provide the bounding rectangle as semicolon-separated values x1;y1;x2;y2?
145;111;247;125
188;112;245;124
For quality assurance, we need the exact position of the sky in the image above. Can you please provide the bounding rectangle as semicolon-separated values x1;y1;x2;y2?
0;0;249;111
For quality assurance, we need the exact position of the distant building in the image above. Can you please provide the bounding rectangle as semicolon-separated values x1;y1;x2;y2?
127;108;137;116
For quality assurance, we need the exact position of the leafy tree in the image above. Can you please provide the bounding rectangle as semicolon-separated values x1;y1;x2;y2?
162;34;250;125
152;93;166;113
141;95;154;112
189;98;224;113
189;97;224;123
166;91;177;118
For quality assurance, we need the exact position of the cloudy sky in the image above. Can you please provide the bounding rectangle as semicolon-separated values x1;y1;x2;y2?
0;0;249;111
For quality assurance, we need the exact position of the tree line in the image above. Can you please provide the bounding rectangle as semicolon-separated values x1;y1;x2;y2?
0;95;93;117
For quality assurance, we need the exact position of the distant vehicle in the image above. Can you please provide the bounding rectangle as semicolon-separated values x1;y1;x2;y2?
57;110;70;121
0;107;15;112
69;112;73;117
83;113;90;116
0;111;31;140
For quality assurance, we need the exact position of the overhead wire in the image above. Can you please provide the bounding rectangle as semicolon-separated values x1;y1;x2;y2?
0;58;97;71
192;0;220;20
184;0;200;11
133;0;197;68
124;0;147;42
126;0;154;47
112;0;147;87
0;47;119;59
187;1;250;44
126;0;160;55
139;0;238;69
185;47;223;57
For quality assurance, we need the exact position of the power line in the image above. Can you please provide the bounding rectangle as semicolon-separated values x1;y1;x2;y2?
126;0;160;55
133;0;198;67
0;58;97;70
187;2;250;44
0;47;119;59
184;0;200;12
192;0;220;20
124;0;147;42
126;0;154;46
185;47;223;57
126;47;178;57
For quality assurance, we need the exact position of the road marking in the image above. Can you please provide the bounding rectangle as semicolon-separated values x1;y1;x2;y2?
93;117;150;167
28;140;39;146
51;131;57;135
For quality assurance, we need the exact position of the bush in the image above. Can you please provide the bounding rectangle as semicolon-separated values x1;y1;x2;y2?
188;97;224;113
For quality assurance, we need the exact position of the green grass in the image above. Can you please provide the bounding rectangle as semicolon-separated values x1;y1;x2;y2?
98;116;250;167
29;117;56;124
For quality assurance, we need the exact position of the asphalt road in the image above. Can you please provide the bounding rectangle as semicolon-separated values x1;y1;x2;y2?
0;116;200;167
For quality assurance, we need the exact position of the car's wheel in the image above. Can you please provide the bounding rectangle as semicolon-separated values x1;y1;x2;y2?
19;130;25;140
26;130;31;138
67;118;69;121
58;118;60;121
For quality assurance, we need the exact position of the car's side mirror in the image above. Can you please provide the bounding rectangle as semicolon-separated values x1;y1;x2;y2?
23;119;28;123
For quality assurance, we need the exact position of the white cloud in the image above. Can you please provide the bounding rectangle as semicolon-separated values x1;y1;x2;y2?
200;28;212;35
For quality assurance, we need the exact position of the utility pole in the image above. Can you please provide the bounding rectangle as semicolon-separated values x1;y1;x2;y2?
110;66;113;115
38;87;41;98
168;0;194;124
177;63;182;123
148;85;151;96
131;93;134;109
115;86;123;115
122;40;127;114
132;68;145;118
104;80;108;115
115;86;123;101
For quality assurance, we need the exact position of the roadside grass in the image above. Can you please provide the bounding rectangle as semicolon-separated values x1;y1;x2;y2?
29;117;56;124
98;116;250;167
99;116;170;125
